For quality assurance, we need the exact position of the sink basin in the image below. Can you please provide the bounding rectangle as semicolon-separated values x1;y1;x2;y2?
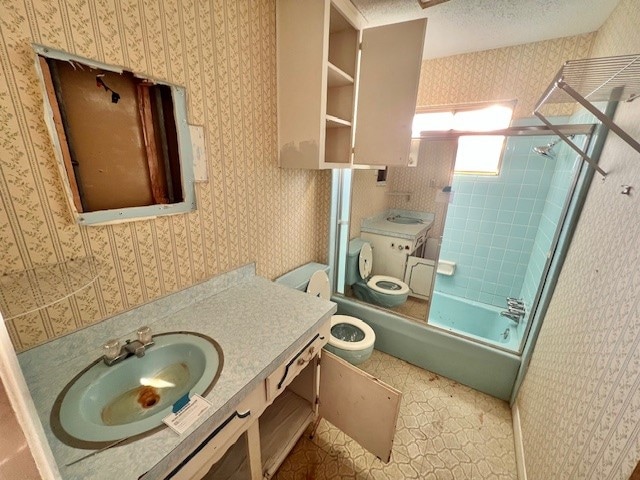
51;332;223;448
386;215;423;225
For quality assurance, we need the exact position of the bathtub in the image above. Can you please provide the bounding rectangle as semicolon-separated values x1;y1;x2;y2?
429;291;520;351
333;294;521;401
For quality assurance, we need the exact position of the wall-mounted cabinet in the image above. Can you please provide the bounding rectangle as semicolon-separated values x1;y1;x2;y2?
277;0;426;169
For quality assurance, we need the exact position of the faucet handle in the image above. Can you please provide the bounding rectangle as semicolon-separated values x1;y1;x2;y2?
103;339;121;360
137;326;153;345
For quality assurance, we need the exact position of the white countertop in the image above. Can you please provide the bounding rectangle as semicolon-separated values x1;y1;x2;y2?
18;264;336;480
360;209;434;240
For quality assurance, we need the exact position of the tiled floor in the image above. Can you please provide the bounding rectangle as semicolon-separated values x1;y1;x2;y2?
388;297;428;322
274;350;517;479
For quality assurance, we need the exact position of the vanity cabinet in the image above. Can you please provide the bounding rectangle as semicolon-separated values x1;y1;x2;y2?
277;0;426;169
166;319;401;479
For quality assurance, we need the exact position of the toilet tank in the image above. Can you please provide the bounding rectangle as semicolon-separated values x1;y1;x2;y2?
275;262;330;291
346;238;365;286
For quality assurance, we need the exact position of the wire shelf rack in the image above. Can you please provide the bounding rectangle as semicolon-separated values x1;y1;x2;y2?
534;54;640;178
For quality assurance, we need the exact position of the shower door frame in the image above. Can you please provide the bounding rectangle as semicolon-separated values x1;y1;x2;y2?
329;122;598;353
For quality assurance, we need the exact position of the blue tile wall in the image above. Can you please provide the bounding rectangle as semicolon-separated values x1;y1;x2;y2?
435;135;558;307
519;136;587;308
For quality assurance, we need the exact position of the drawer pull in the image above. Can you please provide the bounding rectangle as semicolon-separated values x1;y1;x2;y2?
277;333;322;390
166;409;251;479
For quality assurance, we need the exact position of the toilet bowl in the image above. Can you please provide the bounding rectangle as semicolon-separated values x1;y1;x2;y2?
347;239;410;308
307;270;375;365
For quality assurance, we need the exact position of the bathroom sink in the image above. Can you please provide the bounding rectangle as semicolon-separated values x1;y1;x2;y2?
51;332;223;448
386;215;423;224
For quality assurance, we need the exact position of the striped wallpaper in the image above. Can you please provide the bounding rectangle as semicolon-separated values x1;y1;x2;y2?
0;0;330;351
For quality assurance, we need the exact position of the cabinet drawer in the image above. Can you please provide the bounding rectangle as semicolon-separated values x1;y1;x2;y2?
265;320;330;402
167;384;267;480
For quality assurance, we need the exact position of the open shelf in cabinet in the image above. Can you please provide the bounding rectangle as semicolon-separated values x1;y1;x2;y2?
327;62;353;88
326;115;351;128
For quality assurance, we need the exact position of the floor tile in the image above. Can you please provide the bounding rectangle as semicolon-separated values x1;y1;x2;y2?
274;350;517;479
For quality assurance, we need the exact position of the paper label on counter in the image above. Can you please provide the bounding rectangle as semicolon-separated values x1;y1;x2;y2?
163;394;212;435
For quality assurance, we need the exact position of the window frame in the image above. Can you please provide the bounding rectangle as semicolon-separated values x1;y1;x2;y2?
34;45;196;226
413;100;516;176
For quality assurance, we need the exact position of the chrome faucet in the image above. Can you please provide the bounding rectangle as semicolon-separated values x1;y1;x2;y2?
501;298;526;325
500;310;522;323
102;326;154;366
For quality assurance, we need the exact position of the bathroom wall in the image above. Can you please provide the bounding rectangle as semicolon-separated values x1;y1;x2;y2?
517;0;640;477
349;169;389;239
0;377;40;479
417;33;595;119
0;0;331;352
387;139;456;241
435;136;557;307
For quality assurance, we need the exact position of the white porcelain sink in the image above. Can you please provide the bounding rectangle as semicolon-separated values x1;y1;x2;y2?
386;215;423;225
51;332;223;448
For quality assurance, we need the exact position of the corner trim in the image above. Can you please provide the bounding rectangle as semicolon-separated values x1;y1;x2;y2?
512;400;527;480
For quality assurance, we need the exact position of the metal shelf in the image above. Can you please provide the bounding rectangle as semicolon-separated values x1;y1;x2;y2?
0;257;98;320
534;53;640;178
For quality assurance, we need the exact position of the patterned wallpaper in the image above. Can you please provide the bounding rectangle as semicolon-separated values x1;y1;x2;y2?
417;33;596;119
388;139;456;241
349;169;389;239
0;0;331;352
517;0;640;478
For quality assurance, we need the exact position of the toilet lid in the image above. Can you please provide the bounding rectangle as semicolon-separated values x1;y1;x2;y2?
307;270;330;300
359;242;372;279
329;315;375;351
367;275;410;295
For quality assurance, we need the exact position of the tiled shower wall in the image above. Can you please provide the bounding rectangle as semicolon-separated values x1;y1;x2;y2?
0;0;331;352
518;136;584;308
435;136;557;307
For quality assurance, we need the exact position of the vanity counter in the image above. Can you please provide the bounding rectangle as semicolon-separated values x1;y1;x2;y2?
18;264;336;480
360;209;434;240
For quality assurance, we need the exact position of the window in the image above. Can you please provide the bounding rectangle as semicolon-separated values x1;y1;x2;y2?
413;103;514;175
36;46;195;224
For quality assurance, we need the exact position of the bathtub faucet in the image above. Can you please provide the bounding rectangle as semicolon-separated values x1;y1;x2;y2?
500;310;522;324
502;298;526;324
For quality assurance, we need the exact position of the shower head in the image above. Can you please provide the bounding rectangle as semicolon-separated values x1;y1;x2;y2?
533;135;574;159
533;143;555;158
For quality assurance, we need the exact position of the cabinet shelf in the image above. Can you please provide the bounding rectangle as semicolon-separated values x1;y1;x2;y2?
326;114;352;128
327;62;354;88
204;391;314;480
0;257;98;320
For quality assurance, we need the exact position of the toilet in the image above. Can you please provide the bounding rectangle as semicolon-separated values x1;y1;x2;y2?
347;238;410;309
306;270;375;365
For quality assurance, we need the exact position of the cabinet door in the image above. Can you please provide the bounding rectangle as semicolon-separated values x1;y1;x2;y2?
404;256;434;300
318;350;401;463
353;19;427;166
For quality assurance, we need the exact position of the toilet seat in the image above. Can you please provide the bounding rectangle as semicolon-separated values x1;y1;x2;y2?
367;275;410;296
307;270;330;299
329;315;375;351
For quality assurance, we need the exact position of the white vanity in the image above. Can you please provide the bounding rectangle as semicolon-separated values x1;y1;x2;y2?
18;264;401;479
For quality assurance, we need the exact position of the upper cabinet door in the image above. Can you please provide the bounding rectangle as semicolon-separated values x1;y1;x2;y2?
353;19;427;166
318;350;402;463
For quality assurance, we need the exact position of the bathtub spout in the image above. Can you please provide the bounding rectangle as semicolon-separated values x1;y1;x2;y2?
500;310;521;324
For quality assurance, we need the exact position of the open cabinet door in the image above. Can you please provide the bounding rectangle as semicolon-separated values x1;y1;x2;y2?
318;350;401;463
353;18;427;167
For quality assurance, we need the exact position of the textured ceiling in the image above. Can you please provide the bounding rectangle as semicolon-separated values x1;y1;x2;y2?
350;0;621;59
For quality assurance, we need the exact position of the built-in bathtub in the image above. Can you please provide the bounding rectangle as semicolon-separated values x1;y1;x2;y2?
429;291;521;352
333;295;521;401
